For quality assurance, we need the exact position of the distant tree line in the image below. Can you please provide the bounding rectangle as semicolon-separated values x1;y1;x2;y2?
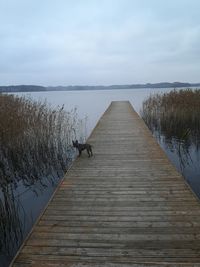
1;82;200;93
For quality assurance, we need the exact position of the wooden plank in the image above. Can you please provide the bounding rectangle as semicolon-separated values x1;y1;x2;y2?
20;246;200;258
11;101;200;266
13;254;200;264
44;210;200;216
11;263;200;267
34;225;200;234
38;220;200;228
8;264;190;267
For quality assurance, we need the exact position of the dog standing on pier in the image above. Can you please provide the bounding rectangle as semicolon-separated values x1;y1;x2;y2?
72;140;93;157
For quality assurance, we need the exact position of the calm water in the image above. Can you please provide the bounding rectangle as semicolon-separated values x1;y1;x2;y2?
1;87;200;266
16;88;175;134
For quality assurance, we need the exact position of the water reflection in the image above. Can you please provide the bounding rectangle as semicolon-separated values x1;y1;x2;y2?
0;165;63;250
0;155;75;266
141;89;200;197
0;184;24;254
152;130;193;171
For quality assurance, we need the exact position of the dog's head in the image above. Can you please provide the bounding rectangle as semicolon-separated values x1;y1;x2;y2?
72;140;79;148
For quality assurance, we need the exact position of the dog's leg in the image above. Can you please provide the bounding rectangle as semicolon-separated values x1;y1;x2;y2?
90;147;93;156
87;148;91;157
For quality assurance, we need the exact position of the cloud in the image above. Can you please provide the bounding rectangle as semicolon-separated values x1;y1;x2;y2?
0;0;200;85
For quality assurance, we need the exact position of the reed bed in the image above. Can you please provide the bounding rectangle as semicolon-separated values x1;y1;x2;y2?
141;89;200;144
0;93;85;254
141;89;200;167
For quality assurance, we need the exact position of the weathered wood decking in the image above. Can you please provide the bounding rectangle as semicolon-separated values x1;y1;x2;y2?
12;101;200;266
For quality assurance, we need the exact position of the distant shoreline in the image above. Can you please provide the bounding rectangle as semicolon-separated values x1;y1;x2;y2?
1;82;200;93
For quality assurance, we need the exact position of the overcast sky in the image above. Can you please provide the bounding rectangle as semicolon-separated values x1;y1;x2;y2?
0;0;200;86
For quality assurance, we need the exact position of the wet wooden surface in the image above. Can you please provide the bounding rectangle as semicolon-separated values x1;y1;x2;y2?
11;101;200;266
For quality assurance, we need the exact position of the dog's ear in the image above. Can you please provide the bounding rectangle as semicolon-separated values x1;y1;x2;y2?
75;140;78;144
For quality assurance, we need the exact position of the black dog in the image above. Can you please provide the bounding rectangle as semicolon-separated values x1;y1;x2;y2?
72;140;93;157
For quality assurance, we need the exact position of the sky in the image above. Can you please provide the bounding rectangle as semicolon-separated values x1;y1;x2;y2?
0;0;200;86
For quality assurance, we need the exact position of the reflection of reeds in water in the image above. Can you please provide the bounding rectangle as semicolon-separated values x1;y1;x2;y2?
0;185;24;255
140;89;200;169
0;94;86;256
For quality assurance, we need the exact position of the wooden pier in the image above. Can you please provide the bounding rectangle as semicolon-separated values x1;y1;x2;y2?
11;101;200;266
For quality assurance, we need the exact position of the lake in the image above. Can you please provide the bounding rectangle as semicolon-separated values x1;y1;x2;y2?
15;88;175;135
1;87;200;266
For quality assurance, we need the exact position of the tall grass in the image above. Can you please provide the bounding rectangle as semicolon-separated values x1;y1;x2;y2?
0;94;85;186
141;88;200;167
141;89;200;143
0;94;85;254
